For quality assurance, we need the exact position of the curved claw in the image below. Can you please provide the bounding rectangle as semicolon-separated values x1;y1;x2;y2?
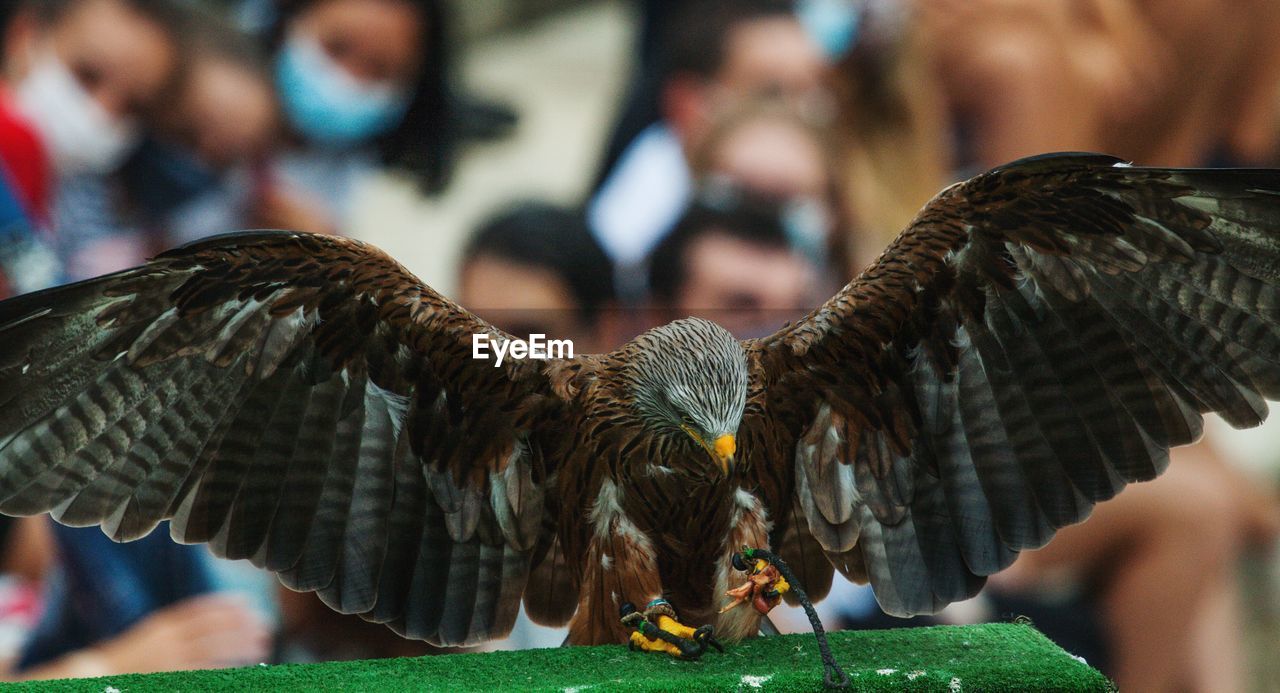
672;635;705;660
630;625;704;660
693;624;724;653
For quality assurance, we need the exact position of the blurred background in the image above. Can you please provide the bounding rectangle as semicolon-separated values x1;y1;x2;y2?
0;0;1278;689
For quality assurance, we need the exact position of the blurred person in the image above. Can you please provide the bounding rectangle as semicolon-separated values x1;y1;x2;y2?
835;0;1280;269
1102;0;1280;167
131;13;277;209
0;516;51;673
164;36;275;171
588;0;829;279
691;98;831;201
0;0;276;638
51;3;276;279
0;7;280;659
595;0;850;193
15;523;272;678
834;0;1171;268
990;444;1280;692
0;516;269;680
459;202;618;354
248;0;456;236
820;11;1280;689
591;0;683;183
831;2;950;270
914;0;1155;170
687;96;843;272
16;594;270;679
117;9;278;247
0;0;188;294
647;186;823;339
0;0;184;195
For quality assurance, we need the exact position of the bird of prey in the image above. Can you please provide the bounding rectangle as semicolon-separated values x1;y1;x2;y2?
2;152;1280;655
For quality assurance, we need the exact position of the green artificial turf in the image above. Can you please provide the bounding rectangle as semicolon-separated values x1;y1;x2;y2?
13;623;1112;692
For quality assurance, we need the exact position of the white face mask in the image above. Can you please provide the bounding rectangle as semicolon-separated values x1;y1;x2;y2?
14;47;140;176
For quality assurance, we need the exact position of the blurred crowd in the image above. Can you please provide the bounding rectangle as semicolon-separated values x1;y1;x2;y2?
0;0;1279;690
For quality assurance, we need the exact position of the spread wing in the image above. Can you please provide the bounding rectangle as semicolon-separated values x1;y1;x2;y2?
0;230;566;645
744;152;1280;616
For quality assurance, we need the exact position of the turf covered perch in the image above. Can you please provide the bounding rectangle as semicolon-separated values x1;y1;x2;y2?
11;623;1111;692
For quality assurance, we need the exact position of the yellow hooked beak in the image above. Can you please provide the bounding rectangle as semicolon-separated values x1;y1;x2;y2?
713;434;736;474
682;427;736;475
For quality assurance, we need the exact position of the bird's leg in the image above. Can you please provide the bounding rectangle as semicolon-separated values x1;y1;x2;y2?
712;489;774;641
566;481;679;652
565;478;729;657
567;480;722;657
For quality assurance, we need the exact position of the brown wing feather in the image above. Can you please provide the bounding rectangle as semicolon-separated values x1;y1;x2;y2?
744;152;1280;616
0;230;574;645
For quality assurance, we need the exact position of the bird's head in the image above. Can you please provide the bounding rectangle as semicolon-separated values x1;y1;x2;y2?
626;318;748;475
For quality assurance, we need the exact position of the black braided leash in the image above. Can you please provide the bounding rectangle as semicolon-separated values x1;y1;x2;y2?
741;548;850;690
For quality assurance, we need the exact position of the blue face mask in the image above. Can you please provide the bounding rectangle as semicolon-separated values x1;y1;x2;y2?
797;0;861;60
275;33;410;147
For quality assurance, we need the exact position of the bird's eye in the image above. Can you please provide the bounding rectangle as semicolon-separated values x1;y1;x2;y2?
677;416;700;438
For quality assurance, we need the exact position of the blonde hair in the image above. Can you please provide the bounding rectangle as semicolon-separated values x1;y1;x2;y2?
833;17;952;272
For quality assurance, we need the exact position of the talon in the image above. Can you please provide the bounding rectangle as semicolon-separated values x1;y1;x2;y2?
693;624;724;653
636;626;702;660
672;638;703;660
628;629;687;658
